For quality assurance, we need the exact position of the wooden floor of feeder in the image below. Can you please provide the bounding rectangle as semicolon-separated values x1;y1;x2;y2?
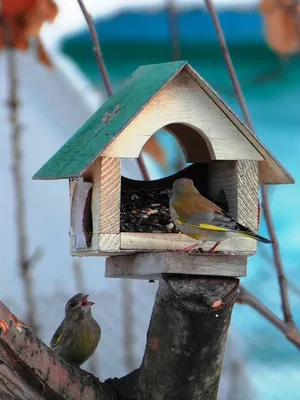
70;232;256;257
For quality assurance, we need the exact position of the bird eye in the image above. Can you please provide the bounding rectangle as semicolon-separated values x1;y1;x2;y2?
69;301;77;308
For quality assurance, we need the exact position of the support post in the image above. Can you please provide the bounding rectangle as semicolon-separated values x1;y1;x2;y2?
138;275;238;400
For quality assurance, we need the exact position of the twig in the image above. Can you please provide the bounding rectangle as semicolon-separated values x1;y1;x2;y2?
72;260;99;376
121;280;136;371
76;0;150;180
261;188;295;328
137;155;150;181
204;0;298;335
77;0;112;96
204;0;254;131
237;286;300;350
167;0;181;61
3;19;40;334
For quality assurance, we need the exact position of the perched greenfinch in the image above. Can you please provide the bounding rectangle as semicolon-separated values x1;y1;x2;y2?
50;293;101;366
169;178;272;253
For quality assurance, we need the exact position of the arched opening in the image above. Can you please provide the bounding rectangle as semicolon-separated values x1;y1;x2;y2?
121;122;213;180
120;123;215;234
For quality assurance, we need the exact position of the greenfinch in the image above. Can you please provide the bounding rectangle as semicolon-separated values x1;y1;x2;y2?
50;293;101;366
169;178;272;253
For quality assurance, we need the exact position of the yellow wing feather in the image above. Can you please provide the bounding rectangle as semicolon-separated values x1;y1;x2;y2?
186;222;228;232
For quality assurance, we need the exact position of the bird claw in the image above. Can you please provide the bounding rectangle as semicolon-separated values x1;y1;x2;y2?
208;241;221;254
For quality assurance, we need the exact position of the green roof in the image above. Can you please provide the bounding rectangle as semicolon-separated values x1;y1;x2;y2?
33;60;187;180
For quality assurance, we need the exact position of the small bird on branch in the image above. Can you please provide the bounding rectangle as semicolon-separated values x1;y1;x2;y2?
169;178;272;253
50;293;101;366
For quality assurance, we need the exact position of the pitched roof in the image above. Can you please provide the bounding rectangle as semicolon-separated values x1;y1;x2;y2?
33;60;294;184
33;61;187;180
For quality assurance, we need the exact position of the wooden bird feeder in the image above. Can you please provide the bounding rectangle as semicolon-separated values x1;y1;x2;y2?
33;61;294;280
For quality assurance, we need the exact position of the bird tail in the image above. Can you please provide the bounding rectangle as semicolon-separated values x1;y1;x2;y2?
239;231;273;244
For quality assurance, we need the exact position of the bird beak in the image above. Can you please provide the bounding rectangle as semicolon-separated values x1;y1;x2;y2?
81;294;95;307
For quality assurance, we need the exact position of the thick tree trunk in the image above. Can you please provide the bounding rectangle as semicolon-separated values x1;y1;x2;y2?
0;275;238;399
138;275;238;400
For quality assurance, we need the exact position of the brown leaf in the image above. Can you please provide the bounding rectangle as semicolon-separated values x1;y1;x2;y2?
0;0;58;67
143;137;166;167
260;0;300;55
0;320;9;335
9;313;24;332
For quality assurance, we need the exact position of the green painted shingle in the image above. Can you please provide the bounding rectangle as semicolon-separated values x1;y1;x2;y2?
33;60;187;180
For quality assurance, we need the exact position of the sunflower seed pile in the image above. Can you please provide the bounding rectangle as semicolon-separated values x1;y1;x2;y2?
120;188;179;233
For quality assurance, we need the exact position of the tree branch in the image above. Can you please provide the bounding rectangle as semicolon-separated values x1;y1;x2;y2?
237;286;300;350
0;301;112;399
3;18;41;335
167;0;181;61
204;0;298;337
138;275;239;400
76;0;150;181
0;301;137;400
77;0;112;96
0;275;239;399
260;189;295;328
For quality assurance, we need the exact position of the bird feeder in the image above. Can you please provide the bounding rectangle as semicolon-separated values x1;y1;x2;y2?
33;61;294;279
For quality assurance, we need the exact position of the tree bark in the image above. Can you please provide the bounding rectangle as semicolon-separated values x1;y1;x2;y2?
138;275;238;400
0;275;238;399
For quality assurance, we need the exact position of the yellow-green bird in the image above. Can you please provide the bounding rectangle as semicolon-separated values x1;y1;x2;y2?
169;178;272;253
50;293;101;366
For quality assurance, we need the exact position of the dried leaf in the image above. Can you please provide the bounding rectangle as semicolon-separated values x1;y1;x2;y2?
9;313;24;332
0;0;58;67
0;320;9;335
260;0;300;55
143;137;166;167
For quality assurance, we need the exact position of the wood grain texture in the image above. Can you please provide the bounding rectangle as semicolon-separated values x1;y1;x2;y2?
120;232;256;254
70;230;256;257
33;61;187;180
138;276;238;399
84;156;121;235
105;252;247;279
208;160;259;233
237;160;259;231
102;70;263;162
33;61;293;185
70;180;93;249
71;233;121;256
185;64;294;185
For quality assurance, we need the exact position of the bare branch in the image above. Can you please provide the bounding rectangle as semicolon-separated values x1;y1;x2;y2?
76;0;150;181
204;0;297;334
237;286;300;350
166;0;181;61
261;188;295;328
3;19;40;335
203;0;254;131
77;0;112;96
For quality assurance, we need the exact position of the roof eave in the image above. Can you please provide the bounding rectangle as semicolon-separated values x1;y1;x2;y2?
184;64;295;185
